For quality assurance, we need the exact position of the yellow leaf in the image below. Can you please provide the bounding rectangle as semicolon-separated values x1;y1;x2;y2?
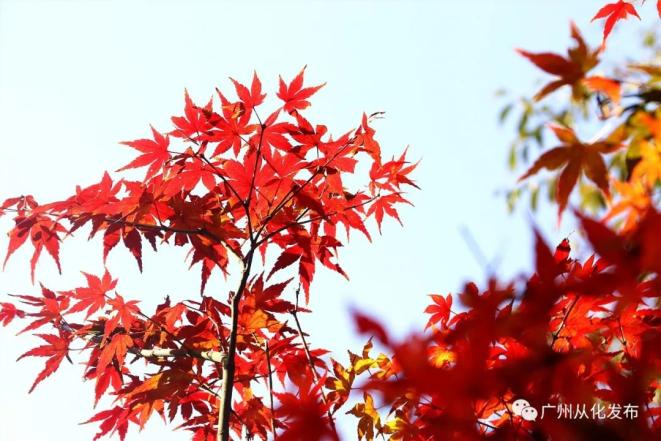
429;345;456;367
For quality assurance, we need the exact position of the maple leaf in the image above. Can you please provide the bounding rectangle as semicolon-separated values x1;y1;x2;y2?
118;126;171;180
97;332;134;372
354;311;390;345
3;214;66;282
275;381;338;441
604;179;651;232
369;148;419;194
616;304;656;358
268;248;301;280
519;124;621;218
277;67;325;114
17;332;71;392
68;270;118;318
429;345;456;367
424;293;453;330
170;89;213;141
366;192;410;232
206;88;258;156
12;284;70;334
354;113;382;163
516;23;600;101
0;302;25;326
248;277;294;314
90;365;123;406
554;238;572;266
349;339;378;375
631;138;661;186
230;71;266;110
325;359;355;412
104;293;140;338
122;227;143;271
83;406;133;441
577;212;631;271
592;1;640;44
347;392;381;441
163;159;217;196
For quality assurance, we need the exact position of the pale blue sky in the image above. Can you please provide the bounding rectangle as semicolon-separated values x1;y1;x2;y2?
0;1;656;440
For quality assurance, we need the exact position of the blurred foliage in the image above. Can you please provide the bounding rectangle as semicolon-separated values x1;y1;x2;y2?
499;28;661;223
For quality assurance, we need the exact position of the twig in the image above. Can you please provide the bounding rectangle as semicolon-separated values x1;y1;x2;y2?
291;286;338;436
264;341;277;439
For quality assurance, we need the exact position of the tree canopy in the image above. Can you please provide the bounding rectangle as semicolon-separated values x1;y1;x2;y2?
1;2;659;441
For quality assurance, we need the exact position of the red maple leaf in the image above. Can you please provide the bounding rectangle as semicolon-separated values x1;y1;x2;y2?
104;293;140;338
277;67;325;114
11;285;69;334
83;406;133;441
517;23;600;101
118;125;171;179
0;302;25;326
275;381;338;441
519;124;621;218
68;270;118;319
97;332;133;372
230;71;266;111
592;1;640;44
3;213;67;282
18;332;72;392
424;293;453;330
170;89;213;141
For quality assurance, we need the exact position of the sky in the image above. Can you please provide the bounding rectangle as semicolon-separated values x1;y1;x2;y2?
0;1;657;440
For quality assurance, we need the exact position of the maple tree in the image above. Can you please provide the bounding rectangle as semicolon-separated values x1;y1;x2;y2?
1;2;660;441
0;68;417;441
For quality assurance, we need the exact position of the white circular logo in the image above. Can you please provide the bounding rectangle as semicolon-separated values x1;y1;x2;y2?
521;406;539;421
512;399;531;416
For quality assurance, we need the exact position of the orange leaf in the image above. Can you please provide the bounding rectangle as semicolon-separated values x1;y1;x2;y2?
583;76;621;103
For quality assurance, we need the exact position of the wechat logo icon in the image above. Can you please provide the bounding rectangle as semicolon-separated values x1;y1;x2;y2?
512;398;538;422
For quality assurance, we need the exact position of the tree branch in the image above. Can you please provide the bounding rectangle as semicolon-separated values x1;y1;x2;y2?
132;346;225;363
255;135;356;239
218;249;255;441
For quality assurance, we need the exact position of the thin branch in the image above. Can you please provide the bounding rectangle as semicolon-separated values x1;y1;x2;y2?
255;195;376;247
264;341;277;440
255;135;357;239
551;294;579;344
291;287;338;436
458;225;495;276
197;153;245;206
245;110;266;242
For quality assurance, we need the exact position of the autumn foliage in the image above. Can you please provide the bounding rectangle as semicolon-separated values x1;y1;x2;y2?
0;67;416;441
1;2;660;441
